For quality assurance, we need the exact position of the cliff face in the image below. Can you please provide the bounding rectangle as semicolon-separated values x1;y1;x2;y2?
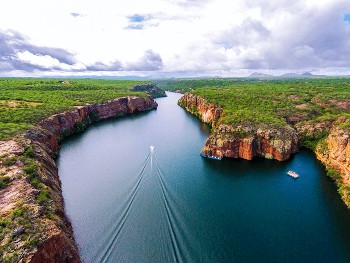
179;93;299;161
315;125;350;207
0;96;157;262
201;124;299;161
131;83;166;98
179;93;350;208
31;97;157;153
178;93;222;125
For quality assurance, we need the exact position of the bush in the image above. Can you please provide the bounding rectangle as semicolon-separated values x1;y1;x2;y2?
2;156;17;166
37;189;50;205
73;119;89;134
0;219;8;233
23;147;35;158
12;207;26;218
327;168;341;180
0;176;10;189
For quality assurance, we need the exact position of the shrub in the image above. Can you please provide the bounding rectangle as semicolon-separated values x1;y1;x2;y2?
37;189;50;205
327;168;341;180
12;207;26;218
0;176;10;189
23;147;35;158
2;156;17;166
25;237;39;248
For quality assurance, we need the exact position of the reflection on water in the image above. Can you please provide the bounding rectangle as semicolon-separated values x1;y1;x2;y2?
58;92;350;263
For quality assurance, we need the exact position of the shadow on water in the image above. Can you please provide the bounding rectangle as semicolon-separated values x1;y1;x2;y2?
58;92;350;263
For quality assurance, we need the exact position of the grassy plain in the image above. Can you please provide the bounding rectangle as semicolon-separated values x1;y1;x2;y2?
0;78;149;140
157;78;350;130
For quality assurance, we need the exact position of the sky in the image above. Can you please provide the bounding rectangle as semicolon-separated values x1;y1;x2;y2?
0;0;350;77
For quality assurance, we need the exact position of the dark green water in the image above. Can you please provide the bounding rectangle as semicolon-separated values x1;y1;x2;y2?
58;92;350;263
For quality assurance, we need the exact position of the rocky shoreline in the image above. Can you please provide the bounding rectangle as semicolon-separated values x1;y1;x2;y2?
0;96;157;262
179;93;350;208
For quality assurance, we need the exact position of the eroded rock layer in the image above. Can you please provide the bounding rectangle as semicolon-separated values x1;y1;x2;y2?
179;93;299;161
179;93;350;208
0;96;157;262
315;125;350;207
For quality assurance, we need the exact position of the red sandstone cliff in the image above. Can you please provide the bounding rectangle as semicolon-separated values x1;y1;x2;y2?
179;93;299;161
315;125;350;207
0;96;157;262
179;93;350;208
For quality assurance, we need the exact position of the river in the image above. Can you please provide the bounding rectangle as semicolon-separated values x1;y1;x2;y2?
58;92;350;262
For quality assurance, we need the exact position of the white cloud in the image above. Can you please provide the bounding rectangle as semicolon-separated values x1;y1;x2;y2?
17;51;62;69
17;51;86;71
0;0;349;76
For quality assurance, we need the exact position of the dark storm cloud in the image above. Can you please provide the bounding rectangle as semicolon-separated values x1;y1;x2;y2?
125;50;163;71
0;29;77;72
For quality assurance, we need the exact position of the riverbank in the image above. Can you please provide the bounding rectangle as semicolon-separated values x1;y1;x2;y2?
0;96;157;262
179;93;350;208
58;91;350;263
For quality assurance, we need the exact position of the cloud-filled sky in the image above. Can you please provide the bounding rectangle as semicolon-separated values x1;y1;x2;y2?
0;0;350;77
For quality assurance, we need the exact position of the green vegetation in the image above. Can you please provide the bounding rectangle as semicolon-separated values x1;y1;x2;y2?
301;130;329;151
2;156;17;166
154;78;251;93
0;175;10;189
163;77;350;206
132;83;166;98
326;168;350;207
0;78;153;141
0;203;43;261
0;78;163;260
162;78;350;131
11;207;26;218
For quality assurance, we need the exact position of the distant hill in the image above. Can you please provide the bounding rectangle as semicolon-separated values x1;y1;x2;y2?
279;72;326;78
248;72;273;78
301;72;313;77
280;73;301;78
247;72;327;79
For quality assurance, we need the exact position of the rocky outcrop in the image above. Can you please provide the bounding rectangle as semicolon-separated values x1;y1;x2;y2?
201;124;299;161
30;96;157;154
179;93;299;161
178;93;222;125
315;125;350;207
132;83;166;98
179;93;350;208
0;96;157;262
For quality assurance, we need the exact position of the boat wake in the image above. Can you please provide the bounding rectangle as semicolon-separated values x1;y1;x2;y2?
90;146;199;263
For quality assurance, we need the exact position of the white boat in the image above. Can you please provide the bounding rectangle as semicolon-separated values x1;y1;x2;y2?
287;170;299;179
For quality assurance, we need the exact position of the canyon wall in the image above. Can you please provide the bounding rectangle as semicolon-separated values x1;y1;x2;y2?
315;126;350;207
0;96;157;262
179;93;350;208
179;93;299;161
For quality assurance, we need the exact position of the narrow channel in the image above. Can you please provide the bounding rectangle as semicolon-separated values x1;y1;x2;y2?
58;92;350;262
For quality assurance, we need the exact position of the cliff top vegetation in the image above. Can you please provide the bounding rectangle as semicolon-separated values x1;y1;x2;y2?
159;78;350;130
0;78;155;141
